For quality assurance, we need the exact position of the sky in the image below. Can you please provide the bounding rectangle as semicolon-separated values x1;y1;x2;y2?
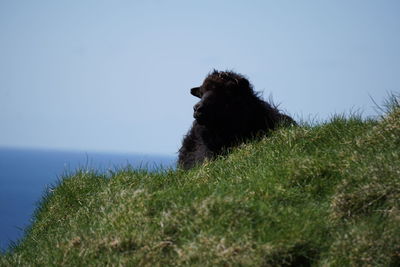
0;0;399;156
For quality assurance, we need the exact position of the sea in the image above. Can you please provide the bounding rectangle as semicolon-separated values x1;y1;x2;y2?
0;147;176;252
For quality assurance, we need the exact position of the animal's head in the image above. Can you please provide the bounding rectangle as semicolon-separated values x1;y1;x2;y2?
190;70;254;127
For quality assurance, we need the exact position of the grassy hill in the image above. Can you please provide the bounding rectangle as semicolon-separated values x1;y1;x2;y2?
2;101;400;266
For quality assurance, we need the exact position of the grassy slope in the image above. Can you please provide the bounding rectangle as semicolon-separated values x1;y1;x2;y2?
1;107;400;266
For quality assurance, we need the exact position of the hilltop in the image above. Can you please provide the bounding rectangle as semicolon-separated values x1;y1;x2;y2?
1;102;399;266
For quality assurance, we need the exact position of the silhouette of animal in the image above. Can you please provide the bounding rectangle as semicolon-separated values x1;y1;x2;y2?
178;70;296;169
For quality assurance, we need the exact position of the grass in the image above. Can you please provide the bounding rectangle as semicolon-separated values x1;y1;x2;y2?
1;99;399;266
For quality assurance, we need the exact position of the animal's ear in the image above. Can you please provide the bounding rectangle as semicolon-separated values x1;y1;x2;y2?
190;87;201;98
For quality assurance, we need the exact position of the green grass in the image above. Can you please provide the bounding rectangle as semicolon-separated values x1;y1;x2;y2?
2;102;400;266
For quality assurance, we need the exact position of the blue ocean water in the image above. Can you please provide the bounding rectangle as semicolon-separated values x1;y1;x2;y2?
0;147;175;252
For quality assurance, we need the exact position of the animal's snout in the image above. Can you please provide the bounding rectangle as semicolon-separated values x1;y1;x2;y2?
193;102;206;123
193;102;203;113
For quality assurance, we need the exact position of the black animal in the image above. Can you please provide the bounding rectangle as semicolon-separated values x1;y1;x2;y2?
178;70;295;170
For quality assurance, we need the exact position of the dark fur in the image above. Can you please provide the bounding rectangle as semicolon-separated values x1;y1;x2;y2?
178;70;296;170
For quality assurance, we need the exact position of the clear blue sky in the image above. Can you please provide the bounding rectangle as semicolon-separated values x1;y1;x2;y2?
1;0;399;155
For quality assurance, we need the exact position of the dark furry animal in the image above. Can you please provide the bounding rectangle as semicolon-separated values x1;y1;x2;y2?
178;70;295;170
